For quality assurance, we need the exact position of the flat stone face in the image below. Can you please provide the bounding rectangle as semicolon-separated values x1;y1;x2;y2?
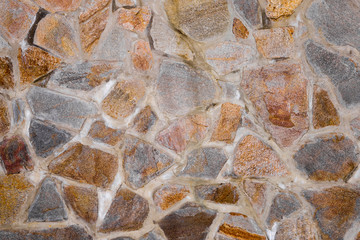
232;18;249;40
88;120;123;146
49;143;118;188
27;87;97;129
100;188;149;233
153;184;190;210
306;0;360;51
28;177;67;222
0;57;14;89
241;61;308;147
0;98;10;137
233;0;260;26
123;136;174;189
133;106;157;134
303;186;360;240
156;60;216;115
293;134;358;181
266;192;301;226
165;0;230;41
304;40;360;106
117;7;151;32
266;0;303;19
159;203;217;240
233;135;289;178
274;215;319;240
312;86;339;129
131;40;153;71
195;183;239;204
34;0;82;12
181;147;228;179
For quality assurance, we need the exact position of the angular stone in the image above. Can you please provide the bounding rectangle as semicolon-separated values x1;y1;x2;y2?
266;192;301;226
304;40;360;106
266;0;303;19
133;106;157;134
117;7;151;32
34;0;81;12
27;87;97;129
0;174;34;225
0;98;10;137
312;86;339;129
351;117;360;140
28;177;67;222
232;18;249;40
253;27;295;59
156;60;216;115
233;0;260;27
211;103;242;143
205;41;254;75
88;120;123;146
181;147;228;179
63;185;98;224
131;40;153;71
153;184;190;211
303;186;360;240
0;57;14;89
274;215;319;240
306;0;360;51
216;213;266;240
18;46;62;85
102;80;145;120
0;136;33;174
195;183;239;204
241;61;308;147
12;99;25;126
165;0;230;42
29;119;72;158
156;114;209;153
123;136;174;189
159;202;217;240
293;134;358;181
233;135;289;178
100;188;149;232
243;179;274;217
49;143;118;188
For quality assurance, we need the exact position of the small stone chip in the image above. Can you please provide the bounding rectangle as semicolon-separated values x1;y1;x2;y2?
232;18;249;40
133;106;157;134
153;184;190;211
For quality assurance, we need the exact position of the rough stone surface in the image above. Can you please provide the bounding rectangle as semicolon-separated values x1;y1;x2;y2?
117;7;151;32
88;120;123;146
133;106;157;134
116;0;135;6
274;215;319;240
195;183;239;204
112;238;134;240
266;192;301;226
34;0;82;12
12;99;25;126
243;179;273;217
131;40;153;71
153;184;190;210
232;18;249;40
0;98;10;137
350;117;360;140
266;0;303;19
0;57;14;89
233;0;260;26
140;230;167;240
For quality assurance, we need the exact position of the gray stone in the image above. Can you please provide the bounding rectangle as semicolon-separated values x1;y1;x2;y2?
0;34;10;51
29;119;72;158
266;192;301;226
12;99;25;126
26;86;97;129
28;177;67;222
139;230;166;240
233;0;261;26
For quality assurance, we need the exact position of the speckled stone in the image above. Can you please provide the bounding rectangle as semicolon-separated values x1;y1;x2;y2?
233;0;260;26
266;192;301;226
274;215;319;240
0;98;10;137
0;57;14;89
133;106;157;134
243;179;274;217
34;0;82;12
131;40;153;71
232;18;249;40
139;230;167;240
350;117;360;140
195;183;240;204
88;120;123;146
153;184;190;211
117;7;151;32
266;0;303;19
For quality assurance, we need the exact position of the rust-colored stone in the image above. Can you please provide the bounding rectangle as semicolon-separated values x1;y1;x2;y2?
195;183;239;204
0;57;14;89
131;40;153;71
232;18;249;39
117;7;151;32
0;98;10;137
313;86;340;129
88;120;123;146
34;0;81;12
133;106;157;134
153;184;190;210
116;0;135;6
266;0;303;19
275;215;318;240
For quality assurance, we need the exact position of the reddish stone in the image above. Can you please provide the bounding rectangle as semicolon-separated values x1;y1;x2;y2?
131;40;153;71
88;120;123;146
117;7;151;32
34;0;81;12
133;106;157;134
312;86;339;129
0;57;14;89
153;184;190;210
266;0;303;19
195;183;239;204
0;98;10;137
232;18;249;39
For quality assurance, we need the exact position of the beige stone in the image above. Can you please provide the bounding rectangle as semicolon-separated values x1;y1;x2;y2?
266;0;303;19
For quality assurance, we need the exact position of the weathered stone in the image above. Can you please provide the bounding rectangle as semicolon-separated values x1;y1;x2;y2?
211;103;242;143
306;0;360;51
0;98;10;137
18;46;62;85
241;61;308;147
305;40;360;106
216;212;266;240
0;57;14;89
195;183;239;204
312;86;340;129
140;230;167;240
100;188;149;232
12;99;25;126
63;185;98;224
116;0;135;7
156;60;216;115
165;0;230;42
351;117;360;140
34;0;81;12
266;0;303;19
157;114;209;153
232;18;249;40
233;0;260;26
102;80;145;120
133;106;157;134
303;186;360;240
293;134;358;181
131;40;153;71
88;120;123;146
274;215;318;240
49;143;118;188
112;238;134;240
159;202;217;240
117;7;151;32
243;179;274;217
28;177;67;222
233;135;289;178
0;35;10;51
0;136;33;174
27;86;97;129
29;119;72;158
181;147;228;179
266;192;301;226
153;184;190;210
205;41;254;75
123;136;174;189
253;27;295;59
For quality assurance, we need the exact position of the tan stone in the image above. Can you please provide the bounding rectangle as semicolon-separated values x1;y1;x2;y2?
313;86;339;129
88;120;123;146
117;7;151;32
266;0;303;19
275;215;318;240
153;184;190;210
0;98;10;137
232;18;249;40
116;0;135;7
133;106;157;134
0;57;14;89
131;40;153;71
243;179;274;217
34;0;81;12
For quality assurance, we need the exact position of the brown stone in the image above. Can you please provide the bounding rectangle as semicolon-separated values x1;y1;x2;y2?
0;98;10;137
100;188;149;232
117;7;151;32
232;18;249;40
275;215;318;240
241;61;308;147
266;0;303;19
34;0;81;12
243;179;274;217
195;183;239;204
312;86;340;129
357;232;360;240
0;174;34;225
63;185;98;224
303;186;360;240
88;120;123;146
102;79;145;120
211;103;242;143
18;46;62;85
133;106;157;134
116;0;135;6
131;40;153;71
266;192;301;226
153;184;190;210
49;143;118;188
0;57;14;89
233;135;289;178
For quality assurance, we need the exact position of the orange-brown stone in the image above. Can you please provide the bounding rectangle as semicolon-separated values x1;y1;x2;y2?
88;120;123;146
0;57;14;89
195;183;239;204
33;0;81;12
313;86;340;129
133;106;157;134
153;184;190;210
232;18;249;39
131;40;153;71
0;98;10;137
266;0;303;19
116;0;135;6
117;7;151;32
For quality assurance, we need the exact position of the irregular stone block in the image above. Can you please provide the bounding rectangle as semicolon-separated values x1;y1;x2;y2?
131;40;153;71
156;60;216;115
266;192;301;226
88;120;123;146
100;188;149;232
153;184;190;210
0;98;10;137
49;143;118;188
243;179;274;217
0;57;14;89
312;86;339;129
274;215;319;240
133;106;157;134
34;0;81;12
266;0;303;19
233;0;260;27
195;183;239;204
181;147;228;179
293;134;358;181
12;99;25;126
117;7;151;32
27;86;97;130
159;202;217;240
232;18;249;40
123;136;174;189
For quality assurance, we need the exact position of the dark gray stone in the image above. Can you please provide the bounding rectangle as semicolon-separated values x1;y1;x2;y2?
12;99;24;126
233;0;261;27
266;192;301;226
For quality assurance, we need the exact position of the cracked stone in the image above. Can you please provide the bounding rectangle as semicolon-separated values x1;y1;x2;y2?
195;183;239;204
0;98;10;137
131;40;153;71
117;7;151;32
232;18;249;40
133;106;157;134
274;215;319;240
266;0;303;19
88;120;123;146
34;0;81;12
153;184;190;211
0;57;14;89
266;192;301;226
233;0;260;27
